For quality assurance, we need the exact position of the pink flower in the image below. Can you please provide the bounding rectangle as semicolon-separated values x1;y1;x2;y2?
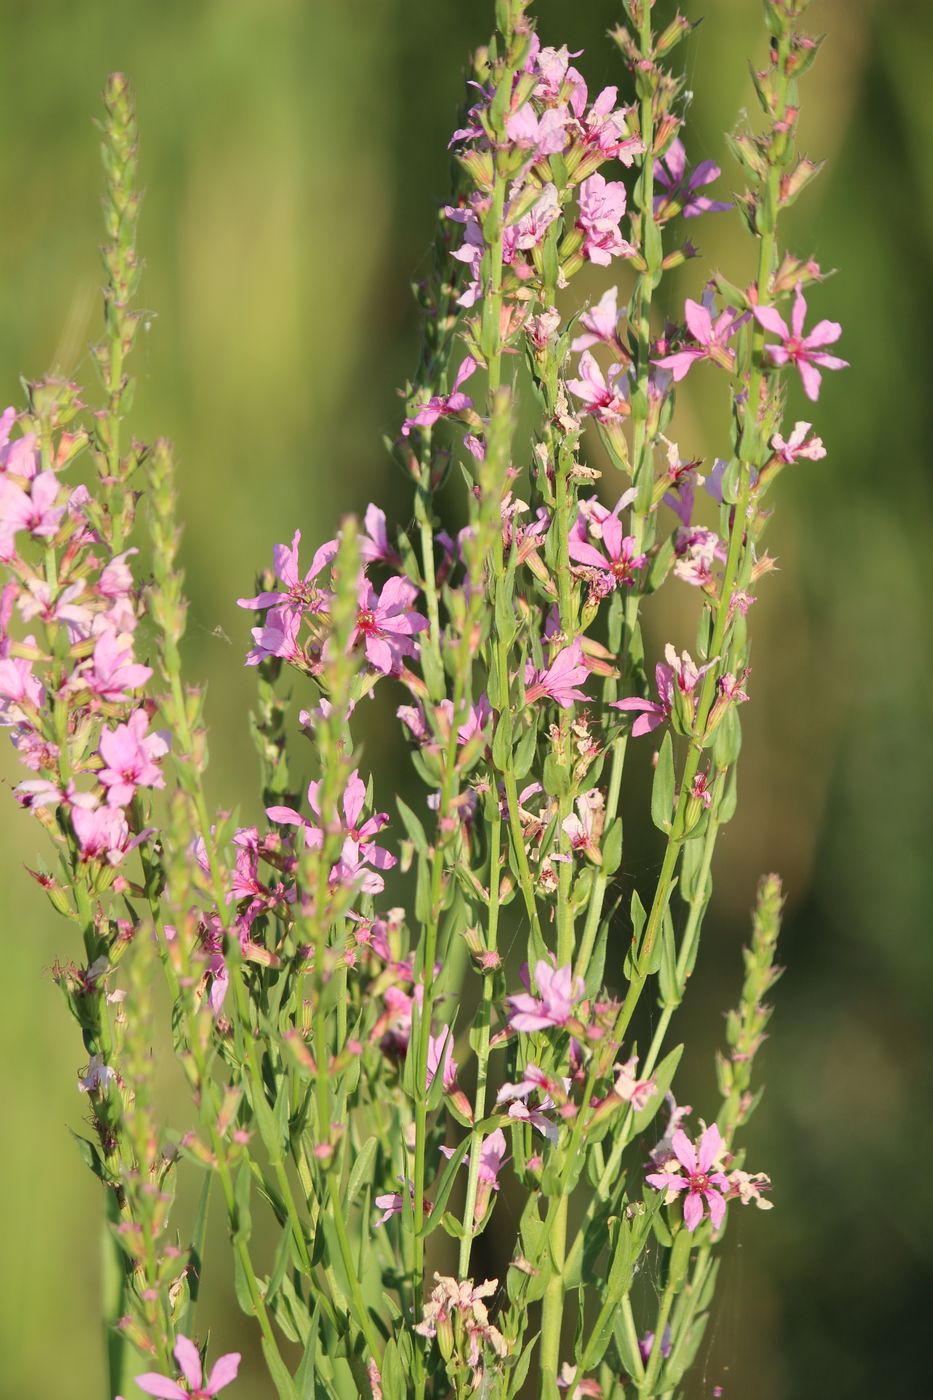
613;1055;656;1112
524;640;591;708
612;644;712;736
569;497;645;589
771;420;826;464
497;1064;563;1143
653;298;745;382
0;409;38;478
503;184;561;262
508;958;584;1032
654;138;731;220
570;287;621;353
673;527;726;588
360;504;400;566
99;709;168;807
352;574;428;676
402;357;476;435
71;802;141;865
581;87;642;164
646;1123;730;1233
0;470;64;549
566;352;629;422
426;1031;458;1092
132;1333;240;1397
505;102;570;157
753;284;848;401
441;1128;508;1192
237;529;335;623
0;649;44;725
267;768;396;895
576;174;636;266
78;1054;116;1094
81;628;152;702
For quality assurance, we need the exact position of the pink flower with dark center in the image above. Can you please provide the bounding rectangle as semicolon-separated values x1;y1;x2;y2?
646;1122;730;1232
771;420;827;464
99;709;168;807
402;357;476;436
654;138;731;220
237;528;335;624
524;640;591;708
0;470;64;548
508;957;585;1032
581;87;642;164
566;352;629;422
130;1333;240;1397
18;579;91;638
81;627;152;702
570;287;622;353
569;497;645;589
653;298;745;382
577;174;636;265
352;574;428;676
753;284;848;401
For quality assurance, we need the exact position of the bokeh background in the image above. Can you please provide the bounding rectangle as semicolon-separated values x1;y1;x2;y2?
1;1;930;1396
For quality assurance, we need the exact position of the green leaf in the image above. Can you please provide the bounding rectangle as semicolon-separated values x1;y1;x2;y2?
651;732;675;832
420;1135;471;1237
346;1135;378;1209
262;1336;298;1400
396;797;429;856
601;818;622;876
634;1043;683;1136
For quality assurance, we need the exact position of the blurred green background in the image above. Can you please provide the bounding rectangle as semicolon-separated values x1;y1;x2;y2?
1;1;930;1396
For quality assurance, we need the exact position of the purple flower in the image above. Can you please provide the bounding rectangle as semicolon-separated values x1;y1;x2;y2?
402;357;476;435
753;284;848;401
352;574;428;676
441;1128;508;1192
566;352;629;423
653;297;745;382
673;527;726;589
236;529;335;626
360;504;400;566
654;138;731;220
131;1333;240;1398
524;640;591;708
99;709;168;807
508;958;584;1033
646;1123;730;1232
577;174;636;266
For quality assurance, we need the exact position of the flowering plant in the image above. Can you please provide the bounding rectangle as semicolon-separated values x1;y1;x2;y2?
2;1;842;1396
